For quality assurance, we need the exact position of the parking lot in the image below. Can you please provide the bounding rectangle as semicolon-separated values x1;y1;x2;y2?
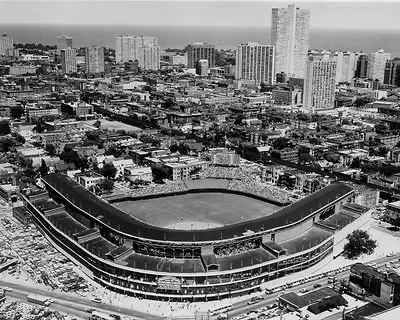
0;206;93;296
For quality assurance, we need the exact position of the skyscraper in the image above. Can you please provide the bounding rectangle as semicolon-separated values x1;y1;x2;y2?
271;4;310;79
60;48;77;74
235;42;275;85
186;43;216;69
367;49;391;82
303;56;337;112
85;46;105;74
308;50;360;83
57;35;73;53
355;54;368;78
139;45;160;71
115;36;158;63
0;34;13;56
196;59;209;76
384;58;400;86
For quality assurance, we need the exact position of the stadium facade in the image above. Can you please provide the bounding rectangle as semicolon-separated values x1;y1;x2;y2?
23;173;370;302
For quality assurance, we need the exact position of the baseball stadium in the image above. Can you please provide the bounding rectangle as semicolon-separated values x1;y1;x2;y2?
22;173;370;302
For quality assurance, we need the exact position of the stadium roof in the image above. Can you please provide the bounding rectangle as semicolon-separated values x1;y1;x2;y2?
43;174;353;243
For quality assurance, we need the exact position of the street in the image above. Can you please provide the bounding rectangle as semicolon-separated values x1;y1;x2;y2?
225;252;400;319
0;280;162;320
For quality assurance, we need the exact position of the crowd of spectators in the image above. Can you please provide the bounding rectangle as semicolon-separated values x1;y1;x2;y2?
214;241;258;258
129;182;188;198
228;179;290;204
199;165;292;204
199;166;248;180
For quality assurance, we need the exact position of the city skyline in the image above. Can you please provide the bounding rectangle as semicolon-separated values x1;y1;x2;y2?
1;1;400;31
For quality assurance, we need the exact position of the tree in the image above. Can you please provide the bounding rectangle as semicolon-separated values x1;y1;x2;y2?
101;163;117;179
162;98;176;109
0;121;11;135
39;159;49;176
93;120;102;128
350;157;361;169
374;123;388;134
139;135;161;148
308;137;321;145
342;229;377;260
33;120;46;133
152;164;168;183
189;167;202;176
105;145;123;158
100;179;114;192
234;114;245;125
272;137;290;150
45;144;57;156
380;164;400;177
59;147;82;168
0;138;15;152
298;152;315;164
270;150;281;159
361;161;380;173
22;167;36;179
324;152;340;164
10;106;24;119
84;131;101;145
354;96;373;108
13;133;25;145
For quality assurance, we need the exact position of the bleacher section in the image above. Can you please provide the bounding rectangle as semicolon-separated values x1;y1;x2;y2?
320;212;356;230
47;211;88;236
217;248;274;271
262;242;287;257
184;179;230;190
81;236;117;259
122;253;205;273
279;227;333;255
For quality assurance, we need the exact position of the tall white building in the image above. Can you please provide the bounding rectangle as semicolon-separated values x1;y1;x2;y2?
367;49;391;83
57;35;73;53
308;50;360;83
139;45;160;71
271;4;310;79
304;56;337;112
0;34;13;56
85;46;105;74
115;35;159;70
235;42;275;85
60;48;77;74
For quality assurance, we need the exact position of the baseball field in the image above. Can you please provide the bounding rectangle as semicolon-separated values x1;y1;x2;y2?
113;192;280;230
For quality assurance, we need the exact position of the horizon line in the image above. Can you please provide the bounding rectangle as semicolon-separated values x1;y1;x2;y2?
1;22;400;32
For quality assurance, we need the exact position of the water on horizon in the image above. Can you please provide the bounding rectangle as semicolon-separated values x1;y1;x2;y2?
2;24;400;57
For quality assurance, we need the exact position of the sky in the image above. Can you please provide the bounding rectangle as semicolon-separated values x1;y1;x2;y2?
1;1;400;30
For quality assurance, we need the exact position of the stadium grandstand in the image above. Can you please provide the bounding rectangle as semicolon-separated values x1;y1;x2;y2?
21;173;371;302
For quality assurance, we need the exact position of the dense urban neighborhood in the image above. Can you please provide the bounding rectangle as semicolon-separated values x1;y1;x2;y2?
2;2;400;320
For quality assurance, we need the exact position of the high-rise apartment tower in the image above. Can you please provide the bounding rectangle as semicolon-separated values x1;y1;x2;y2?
0;34;13;56
186;43;216;69
61;48;77;74
271;4;310;79
115;35;160;70
85;46;105;74
235;42;275;85
367;49;391;83
57;35;73;53
303;56;337;112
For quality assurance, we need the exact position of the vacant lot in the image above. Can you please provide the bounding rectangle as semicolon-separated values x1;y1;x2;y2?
86;119;142;132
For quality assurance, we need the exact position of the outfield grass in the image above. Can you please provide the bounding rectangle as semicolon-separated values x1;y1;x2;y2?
113;192;280;230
